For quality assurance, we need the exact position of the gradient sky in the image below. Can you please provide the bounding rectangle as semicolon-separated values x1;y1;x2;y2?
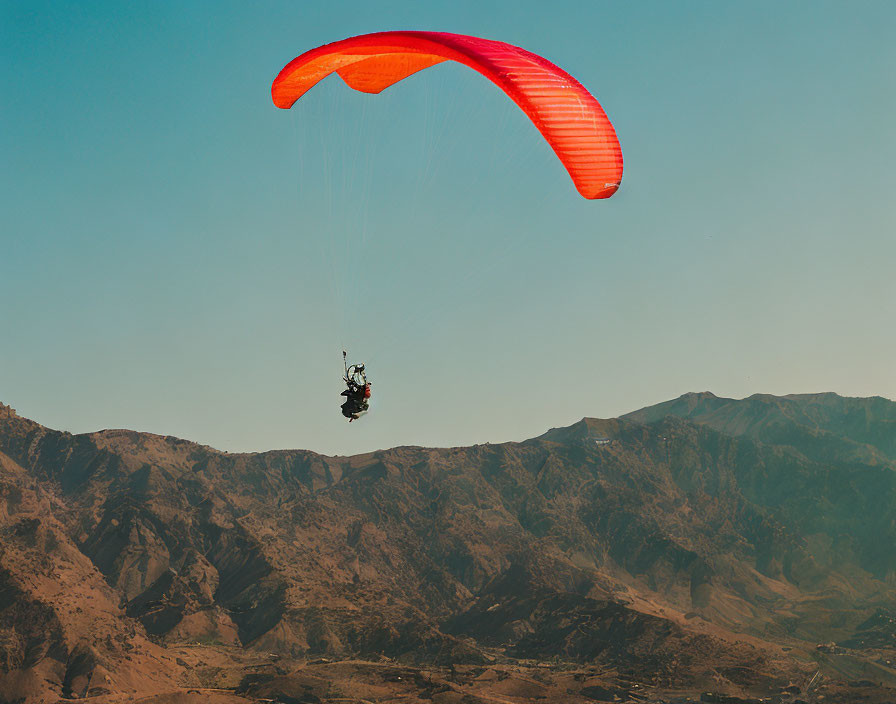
3;1;895;456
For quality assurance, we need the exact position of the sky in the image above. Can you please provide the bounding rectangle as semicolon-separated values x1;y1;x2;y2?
2;1;895;456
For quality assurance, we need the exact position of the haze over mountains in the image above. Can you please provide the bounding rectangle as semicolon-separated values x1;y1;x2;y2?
1;392;894;703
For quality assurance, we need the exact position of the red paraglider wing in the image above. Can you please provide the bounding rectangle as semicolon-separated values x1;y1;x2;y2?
271;31;622;199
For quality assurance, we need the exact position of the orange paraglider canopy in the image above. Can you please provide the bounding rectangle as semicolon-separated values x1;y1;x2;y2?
272;31;622;199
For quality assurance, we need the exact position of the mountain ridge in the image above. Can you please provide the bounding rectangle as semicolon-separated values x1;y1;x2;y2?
1;393;894;703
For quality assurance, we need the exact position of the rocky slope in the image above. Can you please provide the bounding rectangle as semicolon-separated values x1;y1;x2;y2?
1;395;894;703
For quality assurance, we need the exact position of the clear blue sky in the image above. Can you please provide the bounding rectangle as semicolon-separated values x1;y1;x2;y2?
3;1;894;455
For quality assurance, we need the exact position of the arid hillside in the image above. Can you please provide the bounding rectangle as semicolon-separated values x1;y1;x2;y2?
1;394;894;703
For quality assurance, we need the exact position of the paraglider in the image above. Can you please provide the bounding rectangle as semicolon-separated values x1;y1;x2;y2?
273;32;623;423
340;351;371;422
271;31;623;199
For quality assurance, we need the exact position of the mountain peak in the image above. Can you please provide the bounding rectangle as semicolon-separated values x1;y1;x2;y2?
680;390;719;400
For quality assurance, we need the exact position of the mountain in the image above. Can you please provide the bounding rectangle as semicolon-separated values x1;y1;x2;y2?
624;391;896;465
1;395;895;703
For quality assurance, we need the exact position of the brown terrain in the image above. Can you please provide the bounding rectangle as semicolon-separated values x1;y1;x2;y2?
1;392;895;703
